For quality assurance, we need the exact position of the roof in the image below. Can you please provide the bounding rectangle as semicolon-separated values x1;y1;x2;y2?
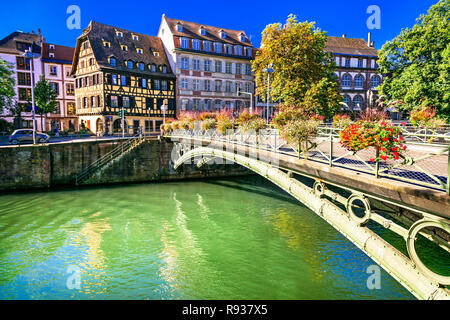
325;36;378;57
0;31;42;55
163;15;253;47
42;43;74;63
72;21;175;78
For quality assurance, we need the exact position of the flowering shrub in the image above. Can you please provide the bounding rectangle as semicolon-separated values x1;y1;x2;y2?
410;106;446;128
216;110;234;135
332;114;352;128
201;118;217;131
198;112;216;121
280;118;322;159
340;121;406;161
241;118;267;133
236;109;262;127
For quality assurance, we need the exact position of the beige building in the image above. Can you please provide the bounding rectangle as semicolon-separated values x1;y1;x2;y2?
158;15;255;113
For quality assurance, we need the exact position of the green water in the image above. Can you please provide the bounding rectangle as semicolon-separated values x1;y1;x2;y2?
0;177;415;300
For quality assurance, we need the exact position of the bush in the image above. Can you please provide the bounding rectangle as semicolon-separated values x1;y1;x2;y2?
201;118;217;131
216;110;234;135
410;106;447;128
332;114;352;128
241;118;267;133
280;118;322;158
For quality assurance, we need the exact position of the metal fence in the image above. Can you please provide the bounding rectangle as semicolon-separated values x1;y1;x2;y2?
167;126;450;194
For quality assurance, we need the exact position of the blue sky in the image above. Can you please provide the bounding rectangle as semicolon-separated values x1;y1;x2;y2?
0;0;438;49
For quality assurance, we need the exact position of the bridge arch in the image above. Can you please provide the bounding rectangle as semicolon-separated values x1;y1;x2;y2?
173;146;450;300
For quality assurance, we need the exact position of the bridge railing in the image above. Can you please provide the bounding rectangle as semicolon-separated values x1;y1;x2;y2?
166;127;450;194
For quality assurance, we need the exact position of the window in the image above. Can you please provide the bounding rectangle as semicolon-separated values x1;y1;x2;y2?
162;80;168;90
80;60;85;68
123;97;130;108
200;27;206;36
66;83;75;95
225;81;232;92
136;48;143;54
220;31;226;39
215;80;221;92
111;96;118;108
245;64;252;75
355;75;364;88
203;41;211;52
103;41;111;47
16;42;31;51
234;46;242;55
82;41;89;50
214;42;222;53
245;82;252;93
353;96;363;109
121;45;128;51
16;57;30;70
17;72;31;86
109;57;116;67
50;83;59;95
139;62;145;71
49;53;54;58
150;64;157;72
204;60;211;72
371;76;381;89
235;63;241;74
225;62;232;74
176;23;183;32
343;95;351;108
358;60;363;68
181;78;188;89
142;78;147;88
342;74;351;88
193;39;201;50
193;79;200;91
245;47;252;57
112;74;118;85
116;31;123;38
67;102;75;115
153;51;159;57
345;58;350;67
18;88;31;101
90;96;95;108
215;61;221;73
193;59;200;71
89;58;94;66
127;60;134;69
240;34;246;42
181;58;189;70
225;44;232;55
154;79;160;90
132;34;139;41
181;37;189;49
374;61;379;69
120;75;127;86
205;80;211;91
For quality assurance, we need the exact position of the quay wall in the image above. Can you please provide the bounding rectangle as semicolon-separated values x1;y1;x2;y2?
0;138;250;192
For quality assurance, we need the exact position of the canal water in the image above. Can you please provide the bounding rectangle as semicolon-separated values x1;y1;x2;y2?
0;176;414;299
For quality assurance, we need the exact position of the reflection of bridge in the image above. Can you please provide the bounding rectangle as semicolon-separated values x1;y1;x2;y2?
167;127;450;300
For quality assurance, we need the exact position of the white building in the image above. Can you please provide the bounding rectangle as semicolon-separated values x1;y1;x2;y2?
0;30;44;130
158;15;255;113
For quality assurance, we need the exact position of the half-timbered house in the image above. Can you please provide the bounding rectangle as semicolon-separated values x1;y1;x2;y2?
71;21;176;135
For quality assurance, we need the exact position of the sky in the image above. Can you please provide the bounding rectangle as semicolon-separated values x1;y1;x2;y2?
0;0;439;50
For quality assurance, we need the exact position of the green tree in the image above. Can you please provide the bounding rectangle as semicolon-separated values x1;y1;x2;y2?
378;0;450;120
34;76;58;131
253;14;342;119
0;58;15;114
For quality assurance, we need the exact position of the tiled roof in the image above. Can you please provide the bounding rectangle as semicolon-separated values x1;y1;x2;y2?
325;36;378;57
163;16;253;47
73;21;175;78
0;31;42;55
42;43;75;63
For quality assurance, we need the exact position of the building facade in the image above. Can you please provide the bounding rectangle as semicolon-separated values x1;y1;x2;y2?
325;33;383;111
41;42;77;131
158;15;255;113
71;21;176;135
0;30;44;130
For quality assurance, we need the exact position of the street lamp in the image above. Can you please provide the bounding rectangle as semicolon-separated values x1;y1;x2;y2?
161;102;167;126
263;63;274;123
22;49;40;145
237;87;253;113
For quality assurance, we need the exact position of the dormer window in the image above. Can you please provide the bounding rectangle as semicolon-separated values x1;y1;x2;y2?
150;64;156;72
176;22;183;32
49;53;55;58
153;51;159;57
220;30;226;39
132;34;139;41
49;44;55;50
200;27;206;36
239;33;246;42
127;60;134;69
162;65;167;73
138;62;145;71
103;41;111;47
136;48;143;54
121;45;128;51
109;57;117;67
116;31;123;38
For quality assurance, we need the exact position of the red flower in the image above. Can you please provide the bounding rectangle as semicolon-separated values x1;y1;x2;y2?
369;158;375;162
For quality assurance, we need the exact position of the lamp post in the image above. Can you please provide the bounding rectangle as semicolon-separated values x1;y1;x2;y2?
22;49;40;145
263;63;274;123
237;87;253;113
161;102;167;125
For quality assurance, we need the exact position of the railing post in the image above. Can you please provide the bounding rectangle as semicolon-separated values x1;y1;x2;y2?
375;148;380;179
329;133;333;167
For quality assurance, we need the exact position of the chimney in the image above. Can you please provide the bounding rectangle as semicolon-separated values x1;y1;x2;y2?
342;34;346;38
368;32;372;47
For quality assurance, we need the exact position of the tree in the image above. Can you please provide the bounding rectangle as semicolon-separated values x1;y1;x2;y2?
0;58;15;114
253;14;342;119
34;76;58;131
378;0;450;120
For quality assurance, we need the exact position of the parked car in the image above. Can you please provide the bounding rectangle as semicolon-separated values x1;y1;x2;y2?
9;129;50;145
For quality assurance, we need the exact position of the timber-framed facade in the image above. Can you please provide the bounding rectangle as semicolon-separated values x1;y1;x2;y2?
71;21;176;135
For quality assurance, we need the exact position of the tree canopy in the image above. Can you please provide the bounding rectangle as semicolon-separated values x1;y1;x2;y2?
34;76;58;129
378;0;450;120
252;14;342;119
0;58;15;114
